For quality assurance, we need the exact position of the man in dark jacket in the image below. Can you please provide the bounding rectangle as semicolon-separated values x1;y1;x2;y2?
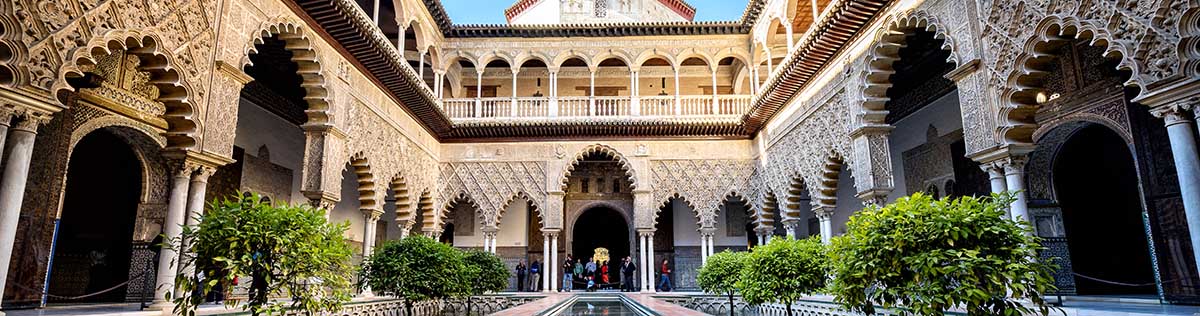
515;260;527;292
621;256;636;292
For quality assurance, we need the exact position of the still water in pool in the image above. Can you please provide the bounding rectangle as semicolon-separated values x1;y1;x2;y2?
563;300;639;315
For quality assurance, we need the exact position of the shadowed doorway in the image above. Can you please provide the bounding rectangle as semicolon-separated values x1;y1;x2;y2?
48;129;143;302
572;206;630;286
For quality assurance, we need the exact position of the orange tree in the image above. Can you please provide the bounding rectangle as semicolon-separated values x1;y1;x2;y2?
828;193;1057;316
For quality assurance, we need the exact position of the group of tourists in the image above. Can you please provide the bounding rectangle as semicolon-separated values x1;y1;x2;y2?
514;260;542;292
512;256;671;292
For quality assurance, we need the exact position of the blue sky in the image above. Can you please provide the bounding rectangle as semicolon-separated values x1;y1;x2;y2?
439;0;750;25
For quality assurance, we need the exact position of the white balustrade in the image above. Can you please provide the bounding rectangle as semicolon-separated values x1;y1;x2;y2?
439;95;751;121
592;96;630;116
557;96;592;117
639;96;676;116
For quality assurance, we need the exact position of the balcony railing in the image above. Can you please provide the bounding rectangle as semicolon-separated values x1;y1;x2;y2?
440;95;752;121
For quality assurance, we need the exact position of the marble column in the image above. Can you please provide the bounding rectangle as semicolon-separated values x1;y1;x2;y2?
1156;104;1200;277
418;52;426;82
700;235;710;257
361;209;382;297
782;220;799;239
589;70;597;114
982;162;1008;194
542;231;550;293
151;160;196;309
510;68;519;116
784;23;794;51
710;67;719;113
647;231;655;293
639;232;649;292
179;166;215;281
815;207;833;244
0;112;42;309
699;228;715;265
1001;156;1030;224
549;71;560;117
673;68;681;115
550;232;559;291
630;70;639;116
474;70;484;117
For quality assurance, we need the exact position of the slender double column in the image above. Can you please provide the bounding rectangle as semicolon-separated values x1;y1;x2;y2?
699;228;716;265
151;159;200;309
361;209;382;297
481;226;499;253
638;231;651;292
179;166;216;283
0;111;46;310
548;70;560;117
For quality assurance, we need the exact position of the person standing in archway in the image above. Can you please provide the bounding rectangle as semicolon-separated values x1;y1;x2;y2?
657;259;672;292
515;260;527;292
562;254;575;292
529;260;541;292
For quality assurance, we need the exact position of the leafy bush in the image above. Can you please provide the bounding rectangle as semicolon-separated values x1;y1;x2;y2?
736;237;827;316
173;192;353;316
364;235;471;314
462;250;510;314
828;192;1056;316
697;250;747;316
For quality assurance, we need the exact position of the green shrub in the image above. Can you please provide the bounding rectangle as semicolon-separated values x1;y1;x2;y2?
697;250;747;316
828;192;1056;316
736;237;827;316
364;235;471;314
463;250;510;314
173;192;354;316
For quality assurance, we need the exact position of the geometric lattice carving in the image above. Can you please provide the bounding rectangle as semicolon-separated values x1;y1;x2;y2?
438;161;547;226
650;159;756;228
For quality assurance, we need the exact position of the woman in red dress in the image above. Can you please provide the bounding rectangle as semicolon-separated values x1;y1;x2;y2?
600;261;610;284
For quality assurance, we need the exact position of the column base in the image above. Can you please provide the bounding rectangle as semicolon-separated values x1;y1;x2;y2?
148;300;175;314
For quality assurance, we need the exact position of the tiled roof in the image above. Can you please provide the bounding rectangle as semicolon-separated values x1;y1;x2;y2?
503;0;698;23
425;0;763;37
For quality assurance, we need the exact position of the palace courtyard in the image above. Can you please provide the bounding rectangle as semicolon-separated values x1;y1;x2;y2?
0;0;1196;314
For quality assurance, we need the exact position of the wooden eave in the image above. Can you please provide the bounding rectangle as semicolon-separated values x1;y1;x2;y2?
291;0;454;137
742;0;891;133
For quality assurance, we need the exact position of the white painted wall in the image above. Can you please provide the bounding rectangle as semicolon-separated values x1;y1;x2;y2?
233;99;306;204
886;91;963;201
509;0;560;25
714;201;750;246
332;167;365;245
498;199;530;247
672;199;702;246
832;164;863;236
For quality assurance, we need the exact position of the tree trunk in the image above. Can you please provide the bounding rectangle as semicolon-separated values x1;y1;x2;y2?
405;299;413;316
728;292;735;316
786;302;793;316
467;296;473;315
250;269;268;316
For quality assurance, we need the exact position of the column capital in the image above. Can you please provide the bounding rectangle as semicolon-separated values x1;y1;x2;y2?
1151;97;1200;127
813;205;835;219
191;165;216;183
481;225;500;234
999;155;1029;175
637;229;655;237
698;227;717;237
361;208;384;221
307;195;338;211
11;110;50;132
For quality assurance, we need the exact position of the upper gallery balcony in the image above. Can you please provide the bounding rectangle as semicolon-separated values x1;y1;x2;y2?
440;95;752;122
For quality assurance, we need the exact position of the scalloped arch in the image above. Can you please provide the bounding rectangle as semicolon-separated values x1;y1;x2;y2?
243;20;335;129
347;152;381;214
857;11;960;127
1001;17;1139;146
53;30;200;151
497;191;544;226
559;144;638;191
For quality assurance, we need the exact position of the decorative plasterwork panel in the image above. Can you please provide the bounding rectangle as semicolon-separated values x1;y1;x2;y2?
437;161;548;226
650;159;757;228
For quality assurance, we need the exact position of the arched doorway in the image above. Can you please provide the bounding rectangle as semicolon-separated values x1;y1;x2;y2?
572;206;630;287
1053;124;1155;295
48;129;144;303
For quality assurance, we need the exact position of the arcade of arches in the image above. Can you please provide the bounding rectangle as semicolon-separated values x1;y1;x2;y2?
0;0;1197;313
